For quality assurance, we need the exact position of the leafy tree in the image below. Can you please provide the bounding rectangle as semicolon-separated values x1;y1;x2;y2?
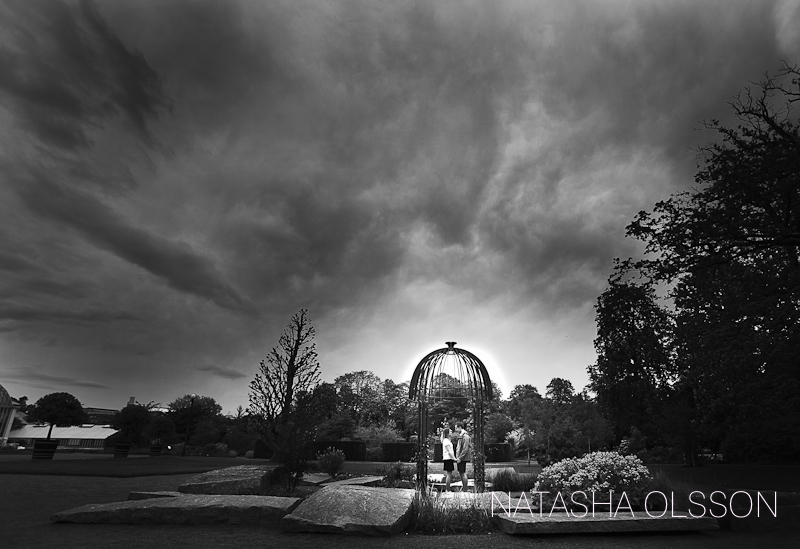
334;370;384;425
517;385;612;464
504;384;541;422
545;378;575;406
484;412;514;443
382;379;412;434
569;390;614;453
588;264;674;440
146;413;177;445
628;63;800;280
316;409;355;440
617;64;800;462
110;404;151;445
25;392;88;440
269;383;337;490
248;309;322;470
168;394;222;443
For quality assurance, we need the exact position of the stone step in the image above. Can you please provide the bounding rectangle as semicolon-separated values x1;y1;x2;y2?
51;494;301;525
281;485;415;536
718;504;800;532
127;491;183;501
494;510;719;535
177;464;271;495
298;472;330;485
323;475;384;487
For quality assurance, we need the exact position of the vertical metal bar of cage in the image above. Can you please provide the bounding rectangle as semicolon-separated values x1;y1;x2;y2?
416;399;428;491
474;397;485;493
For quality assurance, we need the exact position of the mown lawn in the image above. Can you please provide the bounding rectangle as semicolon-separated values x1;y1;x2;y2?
649;463;800;492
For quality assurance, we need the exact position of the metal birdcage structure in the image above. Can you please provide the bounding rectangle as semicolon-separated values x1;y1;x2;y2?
409;342;493;492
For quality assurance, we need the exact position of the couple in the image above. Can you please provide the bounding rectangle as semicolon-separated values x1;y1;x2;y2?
441;423;471;492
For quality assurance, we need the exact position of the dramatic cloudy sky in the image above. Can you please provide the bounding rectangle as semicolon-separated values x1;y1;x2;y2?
2;0;799;414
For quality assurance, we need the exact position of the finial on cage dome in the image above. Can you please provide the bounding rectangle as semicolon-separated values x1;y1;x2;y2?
445;341;456;349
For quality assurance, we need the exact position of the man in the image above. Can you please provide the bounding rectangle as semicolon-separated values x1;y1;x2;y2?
454;422;472;491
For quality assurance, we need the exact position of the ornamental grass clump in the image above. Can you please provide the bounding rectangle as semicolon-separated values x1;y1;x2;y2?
410;492;494;534
534;451;652;511
316;447;346;477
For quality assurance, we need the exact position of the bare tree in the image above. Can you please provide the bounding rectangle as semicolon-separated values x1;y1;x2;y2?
248;309;321;458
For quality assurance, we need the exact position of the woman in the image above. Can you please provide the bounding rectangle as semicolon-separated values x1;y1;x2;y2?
441;427;457;491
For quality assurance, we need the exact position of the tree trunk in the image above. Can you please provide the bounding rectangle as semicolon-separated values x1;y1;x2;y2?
47;423;54;440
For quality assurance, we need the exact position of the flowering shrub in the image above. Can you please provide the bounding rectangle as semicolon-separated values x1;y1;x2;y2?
534;451;652;508
378;461;416;487
317;447;346;477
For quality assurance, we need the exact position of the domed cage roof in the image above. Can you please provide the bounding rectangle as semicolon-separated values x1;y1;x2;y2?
409;342;493;403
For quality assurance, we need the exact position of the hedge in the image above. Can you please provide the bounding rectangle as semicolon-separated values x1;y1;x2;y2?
381;442;415;462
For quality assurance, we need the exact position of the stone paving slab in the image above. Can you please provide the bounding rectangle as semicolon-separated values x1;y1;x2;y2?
127;491;183;501
324;475;383;487
178;465;271;495
51;494;301;526
299;472;331;485
494;511;719;534
281;485;415;536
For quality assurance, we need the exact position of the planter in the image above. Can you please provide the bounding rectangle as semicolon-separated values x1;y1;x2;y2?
148;444;163;457
32;440;59;460
113;443;133;458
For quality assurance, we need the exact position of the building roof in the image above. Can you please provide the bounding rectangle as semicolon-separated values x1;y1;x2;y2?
0;383;13;407
10;424;119;440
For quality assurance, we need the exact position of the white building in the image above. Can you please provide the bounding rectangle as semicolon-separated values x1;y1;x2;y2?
0;383;20;445
8;424;119;450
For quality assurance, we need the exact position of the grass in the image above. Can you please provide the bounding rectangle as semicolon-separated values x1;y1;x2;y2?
410;491;495;535
649;463;800;492
0;454;273;477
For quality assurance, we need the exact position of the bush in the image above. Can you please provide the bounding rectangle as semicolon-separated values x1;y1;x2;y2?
365;446;382;461
222;430;259;455
490;469;538;492
410;492;494;534
165;443;184;455
200;442;229;457
312;440;366;461
377;461;416;487
245;450;254;459
0;444;21;454
260;467;290;495
534;451;653;510
317;447;346;477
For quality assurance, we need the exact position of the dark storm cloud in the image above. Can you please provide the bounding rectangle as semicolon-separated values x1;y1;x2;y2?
17;177;257;316
0;306;138;324
4;367;111;390
2;0;797;410
0;0;169;150
197;364;247;381
116;0;791;319
0;1;257;317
